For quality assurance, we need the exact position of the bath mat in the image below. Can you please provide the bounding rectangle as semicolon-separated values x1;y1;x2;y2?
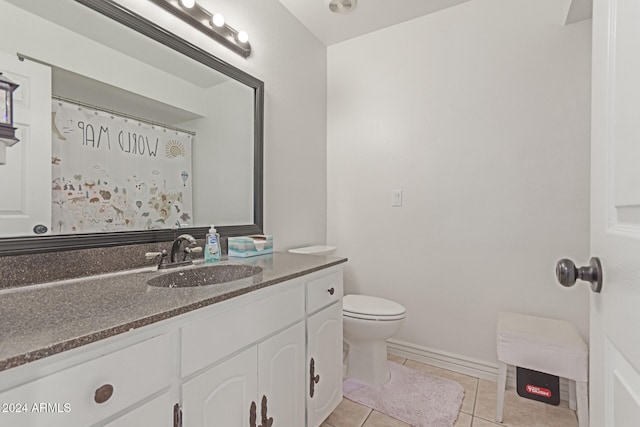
343;361;464;427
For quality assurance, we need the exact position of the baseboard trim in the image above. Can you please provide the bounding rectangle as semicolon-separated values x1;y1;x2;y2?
386;339;571;402
386;339;499;382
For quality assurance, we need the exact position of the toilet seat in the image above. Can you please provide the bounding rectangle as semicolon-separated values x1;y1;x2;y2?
289;245;337;255
343;294;406;321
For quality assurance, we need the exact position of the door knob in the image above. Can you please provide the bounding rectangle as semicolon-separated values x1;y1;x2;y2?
555;257;603;293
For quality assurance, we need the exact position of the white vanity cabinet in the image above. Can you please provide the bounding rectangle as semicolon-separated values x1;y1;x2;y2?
306;271;344;427
180;279;306;427
0;264;344;427
180;267;343;427
182;322;306;427
0;333;174;427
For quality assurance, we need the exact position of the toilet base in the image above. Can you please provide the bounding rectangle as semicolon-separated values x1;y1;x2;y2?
345;339;390;386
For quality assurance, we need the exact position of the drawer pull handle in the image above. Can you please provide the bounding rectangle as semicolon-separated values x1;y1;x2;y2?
259;395;274;427
173;403;182;427
94;384;114;404
250;396;274;427
250;401;257;427
328;287;335;295
310;357;320;398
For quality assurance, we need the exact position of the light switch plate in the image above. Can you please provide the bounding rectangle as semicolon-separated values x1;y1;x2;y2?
391;189;402;207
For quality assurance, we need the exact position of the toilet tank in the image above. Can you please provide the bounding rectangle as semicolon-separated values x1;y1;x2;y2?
288;245;337;255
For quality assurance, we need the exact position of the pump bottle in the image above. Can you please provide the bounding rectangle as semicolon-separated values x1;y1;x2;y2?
204;225;221;263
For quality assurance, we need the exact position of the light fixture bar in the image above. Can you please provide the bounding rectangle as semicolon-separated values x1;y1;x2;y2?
149;0;251;58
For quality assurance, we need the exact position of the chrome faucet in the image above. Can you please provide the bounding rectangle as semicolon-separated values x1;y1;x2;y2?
145;234;202;270
170;234;201;264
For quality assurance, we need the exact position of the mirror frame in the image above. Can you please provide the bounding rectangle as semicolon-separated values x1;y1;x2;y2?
0;0;264;256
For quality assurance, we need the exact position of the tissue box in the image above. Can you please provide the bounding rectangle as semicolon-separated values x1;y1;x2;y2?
228;235;273;258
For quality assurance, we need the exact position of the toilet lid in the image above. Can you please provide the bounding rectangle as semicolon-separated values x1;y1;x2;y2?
343;294;406;318
288;245;337;255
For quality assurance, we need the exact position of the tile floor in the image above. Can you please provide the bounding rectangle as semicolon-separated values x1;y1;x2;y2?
321;355;579;427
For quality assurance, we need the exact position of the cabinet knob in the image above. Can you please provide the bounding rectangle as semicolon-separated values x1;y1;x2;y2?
327;287;335;295
94;384;114;404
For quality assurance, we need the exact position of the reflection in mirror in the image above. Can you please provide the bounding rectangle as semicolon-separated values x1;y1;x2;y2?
0;0;263;253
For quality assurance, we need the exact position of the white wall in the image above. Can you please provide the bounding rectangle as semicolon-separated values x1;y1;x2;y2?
183;81;255;226
115;0;328;249
327;0;592;367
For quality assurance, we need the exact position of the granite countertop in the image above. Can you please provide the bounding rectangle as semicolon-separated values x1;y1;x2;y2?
0;252;347;372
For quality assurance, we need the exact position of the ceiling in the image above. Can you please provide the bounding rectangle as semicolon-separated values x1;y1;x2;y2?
277;0;473;46
565;0;592;24
278;0;592;46
5;0;231;89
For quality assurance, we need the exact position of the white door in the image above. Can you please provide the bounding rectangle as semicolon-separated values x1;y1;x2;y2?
0;52;51;236
589;0;640;425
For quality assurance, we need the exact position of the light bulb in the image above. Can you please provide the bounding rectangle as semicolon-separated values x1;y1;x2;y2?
180;0;195;8
212;13;225;27
237;30;249;43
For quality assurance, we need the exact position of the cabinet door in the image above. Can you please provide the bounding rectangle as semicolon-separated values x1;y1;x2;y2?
258;321;306;427
307;302;343;427
182;347;257;427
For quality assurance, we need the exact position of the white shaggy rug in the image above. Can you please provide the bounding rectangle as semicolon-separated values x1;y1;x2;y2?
343;361;464;427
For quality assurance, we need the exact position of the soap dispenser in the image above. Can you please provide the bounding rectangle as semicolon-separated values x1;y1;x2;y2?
204;225;221;263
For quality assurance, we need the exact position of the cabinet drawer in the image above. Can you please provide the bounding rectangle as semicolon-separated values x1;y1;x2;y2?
104;391;173;427
307;271;343;314
181;283;305;377
0;334;171;427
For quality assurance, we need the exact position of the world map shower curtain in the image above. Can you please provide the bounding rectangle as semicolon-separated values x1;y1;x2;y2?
51;99;193;234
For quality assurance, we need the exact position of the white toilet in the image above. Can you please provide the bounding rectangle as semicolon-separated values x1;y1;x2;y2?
288;245;407;386
343;294;406;385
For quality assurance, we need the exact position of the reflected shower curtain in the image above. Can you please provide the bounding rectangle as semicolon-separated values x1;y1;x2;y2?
51;99;193;234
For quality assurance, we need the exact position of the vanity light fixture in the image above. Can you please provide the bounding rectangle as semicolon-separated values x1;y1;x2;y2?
149;0;251;58
0;72;19;165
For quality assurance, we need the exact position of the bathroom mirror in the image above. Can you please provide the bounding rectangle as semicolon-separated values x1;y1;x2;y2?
0;0;264;255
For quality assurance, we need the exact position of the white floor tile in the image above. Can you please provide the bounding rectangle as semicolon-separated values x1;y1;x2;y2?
325;359;580;427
